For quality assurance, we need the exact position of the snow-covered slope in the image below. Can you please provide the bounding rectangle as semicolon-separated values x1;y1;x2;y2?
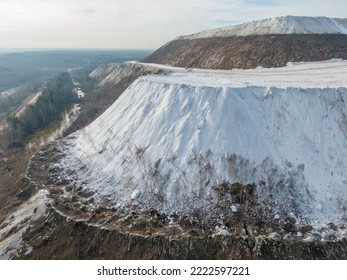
89;62;163;87
59;60;347;226
178;16;347;39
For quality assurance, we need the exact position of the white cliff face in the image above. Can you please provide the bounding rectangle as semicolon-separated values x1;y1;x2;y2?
59;60;347;226
177;16;347;39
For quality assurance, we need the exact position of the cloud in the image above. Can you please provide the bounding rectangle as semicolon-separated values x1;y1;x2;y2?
79;8;96;15
213;19;240;26
244;0;277;5
1;0;347;49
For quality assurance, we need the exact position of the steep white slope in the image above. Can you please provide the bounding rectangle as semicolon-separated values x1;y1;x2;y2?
89;62;163;87
59;60;347;226
178;16;347;39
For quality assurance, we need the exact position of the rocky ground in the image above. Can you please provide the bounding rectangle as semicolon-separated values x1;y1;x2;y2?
9;141;345;260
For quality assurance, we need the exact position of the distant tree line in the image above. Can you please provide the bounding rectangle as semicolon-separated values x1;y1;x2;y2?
3;72;78;147
0;81;41;114
0;50;152;92
0;91;28;114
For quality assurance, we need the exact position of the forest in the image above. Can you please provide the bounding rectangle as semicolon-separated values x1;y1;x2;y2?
3;73;78;147
0;49;151;92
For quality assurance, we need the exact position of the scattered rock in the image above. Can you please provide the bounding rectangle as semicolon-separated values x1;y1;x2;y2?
230;205;238;213
16;185;35;200
268;232;281;241
300;224;313;233
327;222;338;231
283;233;296;242
302;234;320;243
213;229;231;236
129;219;147;231
131;189;140;200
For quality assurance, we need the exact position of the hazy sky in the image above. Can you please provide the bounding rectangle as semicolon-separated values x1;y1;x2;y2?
1;0;346;49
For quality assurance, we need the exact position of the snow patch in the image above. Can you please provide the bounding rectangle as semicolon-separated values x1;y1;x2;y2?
0;190;49;259
178;16;347;39
131;189;141;200
213;228;231;236
231;205;239;213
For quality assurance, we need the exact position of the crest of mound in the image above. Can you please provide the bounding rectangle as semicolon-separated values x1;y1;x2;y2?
58;61;347;227
178;16;347;39
144;16;347;69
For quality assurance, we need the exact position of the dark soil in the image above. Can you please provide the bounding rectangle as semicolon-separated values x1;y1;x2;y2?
15;206;347;260
0;148;34;221
15;142;347;260
144;34;347;69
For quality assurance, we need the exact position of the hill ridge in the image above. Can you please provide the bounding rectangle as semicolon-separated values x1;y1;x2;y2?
178;16;347;40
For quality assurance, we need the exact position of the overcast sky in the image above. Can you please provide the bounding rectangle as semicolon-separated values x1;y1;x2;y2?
1;0;346;50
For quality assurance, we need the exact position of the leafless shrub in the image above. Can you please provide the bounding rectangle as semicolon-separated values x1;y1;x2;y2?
168;152;177;164
135;145;147;158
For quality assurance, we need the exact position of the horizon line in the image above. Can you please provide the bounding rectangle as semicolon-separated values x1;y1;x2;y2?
0;47;154;53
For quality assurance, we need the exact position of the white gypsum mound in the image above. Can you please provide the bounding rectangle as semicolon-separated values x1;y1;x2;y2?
59;60;347;225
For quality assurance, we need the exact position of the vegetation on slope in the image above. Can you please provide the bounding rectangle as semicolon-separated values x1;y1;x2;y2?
2;73;78;148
